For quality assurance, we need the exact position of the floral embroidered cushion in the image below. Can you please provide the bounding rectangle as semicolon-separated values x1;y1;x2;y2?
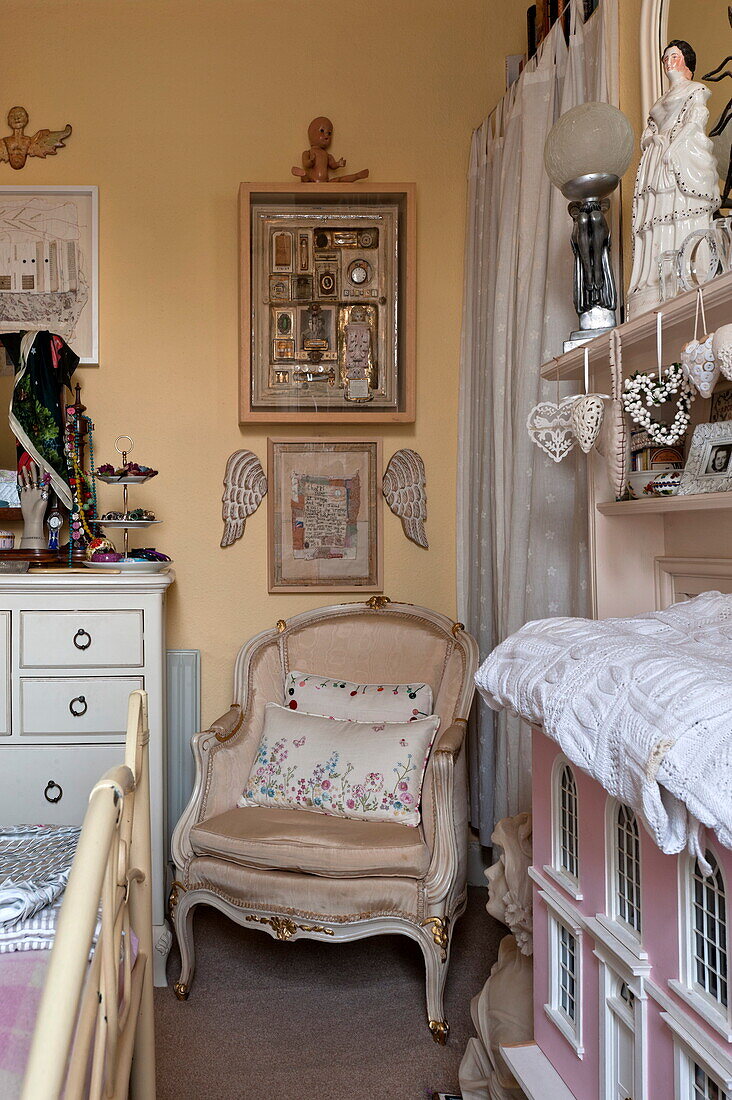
238;703;441;826
284;670;433;723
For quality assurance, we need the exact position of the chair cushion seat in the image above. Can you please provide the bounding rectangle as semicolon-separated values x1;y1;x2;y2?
189;806;431;878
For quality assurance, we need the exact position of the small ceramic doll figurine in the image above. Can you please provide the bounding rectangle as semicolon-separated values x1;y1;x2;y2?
291;117;369;183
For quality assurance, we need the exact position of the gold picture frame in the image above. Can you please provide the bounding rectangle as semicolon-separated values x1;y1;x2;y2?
240;183;415;423
267;438;383;593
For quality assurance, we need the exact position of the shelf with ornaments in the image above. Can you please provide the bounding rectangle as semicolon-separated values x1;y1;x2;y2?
539;270;732;384
90;437;171;573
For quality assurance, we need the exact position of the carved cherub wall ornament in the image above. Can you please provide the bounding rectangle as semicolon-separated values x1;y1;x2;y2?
291;117;369;183
0;107;72;170
220;447;428;549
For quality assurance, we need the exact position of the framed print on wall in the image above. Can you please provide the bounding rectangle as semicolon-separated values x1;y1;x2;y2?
240;183;415;423
0;185;99;364
268;438;382;593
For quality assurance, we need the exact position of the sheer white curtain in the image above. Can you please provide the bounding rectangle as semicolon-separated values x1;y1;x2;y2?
457;0;619;841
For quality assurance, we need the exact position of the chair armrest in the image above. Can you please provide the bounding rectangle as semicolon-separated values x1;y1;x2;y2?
435;719;467;757
208;703;243;742
171;704;245;872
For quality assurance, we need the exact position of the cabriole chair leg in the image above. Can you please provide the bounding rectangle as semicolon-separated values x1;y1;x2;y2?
172;890;197;1001
420;923;451;1043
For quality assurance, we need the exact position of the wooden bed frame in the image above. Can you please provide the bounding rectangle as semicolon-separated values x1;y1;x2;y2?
20;689;155;1099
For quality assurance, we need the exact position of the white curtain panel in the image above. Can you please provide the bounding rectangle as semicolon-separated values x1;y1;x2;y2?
457;0;619;840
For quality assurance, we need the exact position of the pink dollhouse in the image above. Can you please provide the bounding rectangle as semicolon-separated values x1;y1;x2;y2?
500;725;732;1099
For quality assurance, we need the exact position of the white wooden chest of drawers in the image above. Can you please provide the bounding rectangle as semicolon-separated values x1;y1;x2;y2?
0;571;174;984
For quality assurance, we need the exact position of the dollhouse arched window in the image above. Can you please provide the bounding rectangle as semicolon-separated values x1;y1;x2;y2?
613;802;642;937
691;851;728;1011
552;759;579;889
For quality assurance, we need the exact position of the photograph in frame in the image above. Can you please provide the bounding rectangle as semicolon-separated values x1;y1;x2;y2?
268;438;382;592
678;420;732;495
0;185;98;365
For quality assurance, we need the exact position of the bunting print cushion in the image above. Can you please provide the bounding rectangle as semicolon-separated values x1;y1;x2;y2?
284;670;433;723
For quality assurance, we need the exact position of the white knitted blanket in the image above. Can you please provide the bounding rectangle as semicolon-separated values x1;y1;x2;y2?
475;592;732;860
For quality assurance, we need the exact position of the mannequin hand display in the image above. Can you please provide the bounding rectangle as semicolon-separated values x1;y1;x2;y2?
19;464;49;548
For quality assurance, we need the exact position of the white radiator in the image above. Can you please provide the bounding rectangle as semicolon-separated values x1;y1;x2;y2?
166;649;201;850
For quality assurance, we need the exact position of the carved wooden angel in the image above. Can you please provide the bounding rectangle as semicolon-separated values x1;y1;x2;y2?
220;446;428;550
0;107;72;170
220;450;267;548
383;449;428;549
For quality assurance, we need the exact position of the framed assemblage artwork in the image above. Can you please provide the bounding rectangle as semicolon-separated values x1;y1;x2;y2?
0;186;98;366
268;438;382;593
678;421;732;495
240;183;415;423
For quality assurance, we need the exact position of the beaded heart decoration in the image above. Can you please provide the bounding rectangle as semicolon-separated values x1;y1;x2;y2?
622;362;692;445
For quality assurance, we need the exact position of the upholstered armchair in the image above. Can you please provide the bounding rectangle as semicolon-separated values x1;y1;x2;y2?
170;597;478;1042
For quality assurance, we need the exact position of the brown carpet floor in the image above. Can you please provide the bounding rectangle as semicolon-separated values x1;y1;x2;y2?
154;887;504;1100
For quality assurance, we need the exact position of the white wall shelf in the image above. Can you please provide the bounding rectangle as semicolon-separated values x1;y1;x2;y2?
597;492;732;516
540;270;732;382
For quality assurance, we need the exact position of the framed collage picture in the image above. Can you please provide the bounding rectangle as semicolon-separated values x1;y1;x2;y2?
267;438;382;592
240;183;415;423
0;185;99;364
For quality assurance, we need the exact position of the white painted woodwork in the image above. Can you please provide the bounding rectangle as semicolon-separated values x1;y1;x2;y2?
540;272;732;384
20;609;144;668
0;743;124;822
0;572;174;985
613;1015;634;1100
500;1043;576;1099
19;676;144;737
0;611;9;736
537;275;732;617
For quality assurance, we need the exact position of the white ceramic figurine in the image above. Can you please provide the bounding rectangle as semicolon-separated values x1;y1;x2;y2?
628;40;720;318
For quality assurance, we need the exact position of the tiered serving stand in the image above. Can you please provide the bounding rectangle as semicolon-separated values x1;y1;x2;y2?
89;435;169;573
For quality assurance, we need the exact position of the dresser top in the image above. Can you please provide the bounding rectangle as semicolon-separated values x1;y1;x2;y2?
0;569;175;595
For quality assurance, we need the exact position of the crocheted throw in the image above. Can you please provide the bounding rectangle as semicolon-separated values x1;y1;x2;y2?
475;592;732;860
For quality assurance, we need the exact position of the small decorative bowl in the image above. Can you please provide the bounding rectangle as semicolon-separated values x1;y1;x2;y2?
626;471;656;499
650;469;682;496
0;531;15;550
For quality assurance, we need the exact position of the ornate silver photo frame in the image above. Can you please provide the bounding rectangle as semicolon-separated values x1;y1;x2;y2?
677;420;732;495
239;184;415;423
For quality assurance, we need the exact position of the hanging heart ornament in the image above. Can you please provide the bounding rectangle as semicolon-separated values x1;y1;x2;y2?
712;324;732;381
681;333;719;398
571;394;606;453
526;396;579;462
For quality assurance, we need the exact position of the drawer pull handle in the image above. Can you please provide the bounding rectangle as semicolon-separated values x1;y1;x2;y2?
69;695;88;717
73;629;92;651
44;780;63;804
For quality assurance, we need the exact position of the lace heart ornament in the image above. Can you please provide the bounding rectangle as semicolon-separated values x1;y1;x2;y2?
681;333;719;398
526;396;579;463
571;393;606;453
712;324;732;381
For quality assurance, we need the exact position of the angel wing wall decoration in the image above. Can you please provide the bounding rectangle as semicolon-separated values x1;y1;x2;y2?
0;107;72;170
383;448;428;549
221;449;267;548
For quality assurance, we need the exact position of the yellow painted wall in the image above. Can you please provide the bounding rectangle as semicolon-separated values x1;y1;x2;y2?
4;0;525;719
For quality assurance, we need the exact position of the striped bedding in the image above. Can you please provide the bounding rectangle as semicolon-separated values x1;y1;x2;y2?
0;826;81;952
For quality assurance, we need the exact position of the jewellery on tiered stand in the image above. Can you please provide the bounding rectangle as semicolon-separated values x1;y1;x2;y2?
91;436;170;573
63;384;97;564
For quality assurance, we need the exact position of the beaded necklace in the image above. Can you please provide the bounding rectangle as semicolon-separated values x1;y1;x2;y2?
64;411;97;564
